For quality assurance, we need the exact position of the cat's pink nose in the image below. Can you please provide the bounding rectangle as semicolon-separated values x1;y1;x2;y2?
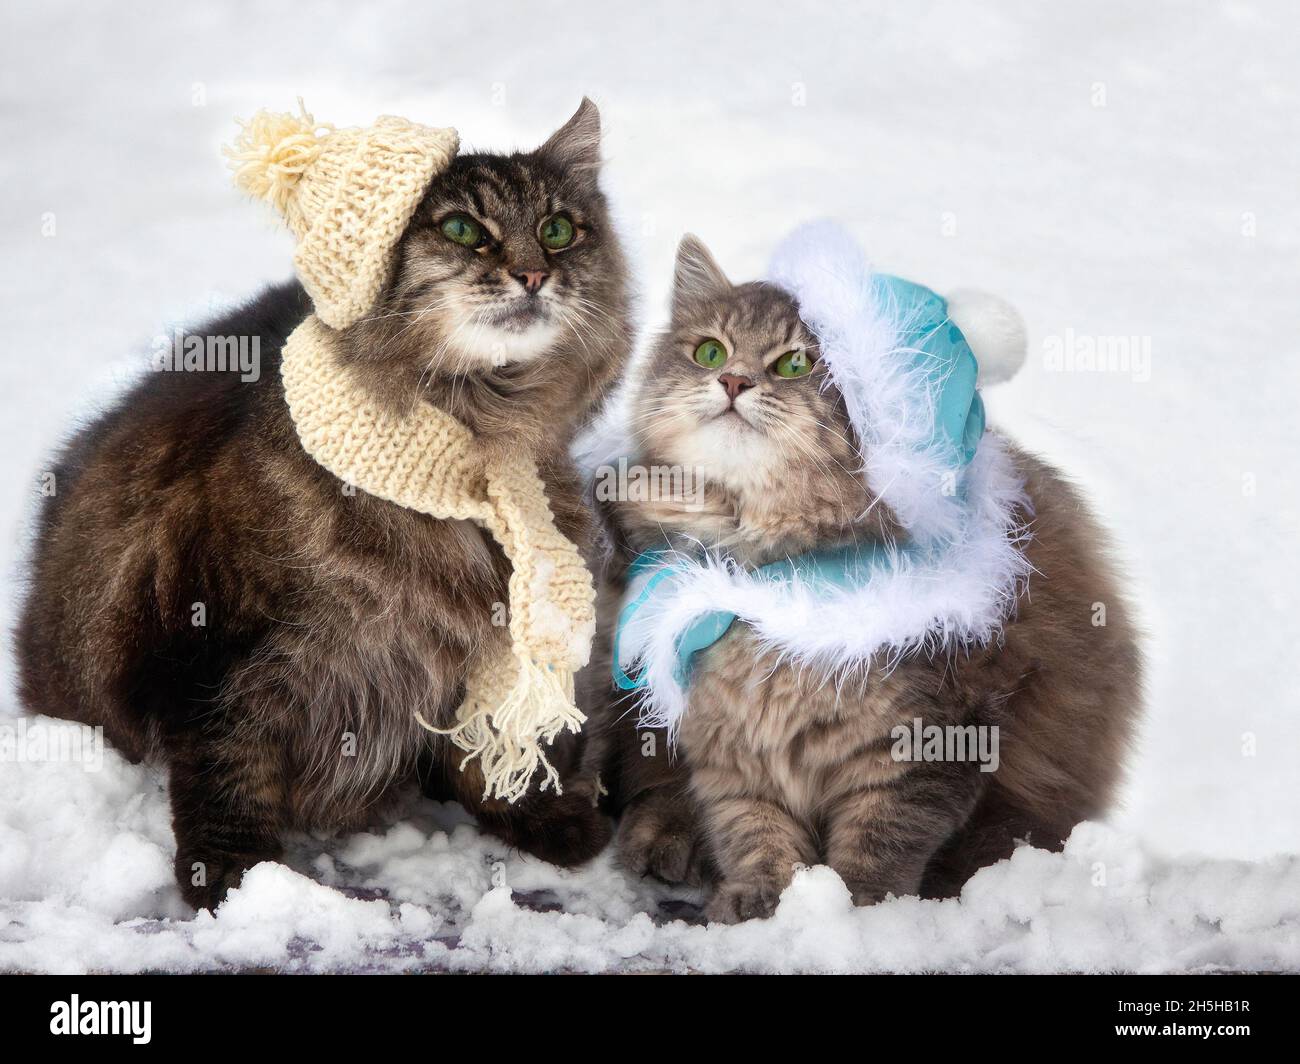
513;269;549;294
718;373;755;401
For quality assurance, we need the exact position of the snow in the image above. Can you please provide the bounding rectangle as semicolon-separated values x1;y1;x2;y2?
3;712;1297;973
2;0;1298;972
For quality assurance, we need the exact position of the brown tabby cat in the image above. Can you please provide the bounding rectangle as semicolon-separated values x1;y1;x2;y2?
16;100;631;910
598;236;1141;923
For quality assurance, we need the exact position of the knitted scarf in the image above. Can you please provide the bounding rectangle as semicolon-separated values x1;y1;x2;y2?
280;316;596;802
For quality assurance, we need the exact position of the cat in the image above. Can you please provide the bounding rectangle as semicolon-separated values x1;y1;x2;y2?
16;99;633;910
596;235;1141;923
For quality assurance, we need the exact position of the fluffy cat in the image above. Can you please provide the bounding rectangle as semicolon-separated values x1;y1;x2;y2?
17;100;632;910
598;235;1141;923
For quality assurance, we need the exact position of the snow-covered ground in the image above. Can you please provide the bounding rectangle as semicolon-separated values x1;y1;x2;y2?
1;1;1298;973
2;726;1298;973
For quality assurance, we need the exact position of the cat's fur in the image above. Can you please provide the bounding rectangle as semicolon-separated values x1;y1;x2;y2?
16;100;632;910
597;236;1141;922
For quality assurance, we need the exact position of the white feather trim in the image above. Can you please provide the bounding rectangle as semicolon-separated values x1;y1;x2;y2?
618;436;1032;734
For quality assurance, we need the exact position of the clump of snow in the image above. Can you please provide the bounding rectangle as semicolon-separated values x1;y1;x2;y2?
2;710;1297;974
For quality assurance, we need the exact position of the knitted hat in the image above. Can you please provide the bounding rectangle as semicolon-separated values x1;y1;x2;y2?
225;101;458;329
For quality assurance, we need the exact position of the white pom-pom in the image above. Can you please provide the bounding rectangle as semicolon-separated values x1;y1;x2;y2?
945;288;1027;385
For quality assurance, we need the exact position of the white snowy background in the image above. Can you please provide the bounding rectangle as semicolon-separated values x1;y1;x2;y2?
1;0;1297;972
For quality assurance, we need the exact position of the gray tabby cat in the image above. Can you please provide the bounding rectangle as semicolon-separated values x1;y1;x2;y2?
598;236;1141;923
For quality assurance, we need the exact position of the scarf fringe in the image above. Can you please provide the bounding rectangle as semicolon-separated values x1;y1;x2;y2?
416;658;586;803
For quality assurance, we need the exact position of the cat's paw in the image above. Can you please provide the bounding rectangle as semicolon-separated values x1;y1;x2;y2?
174;850;259;912
846;883;886;908
842;871;922;907
704;880;782;924
483;784;614;868
616;788;711;887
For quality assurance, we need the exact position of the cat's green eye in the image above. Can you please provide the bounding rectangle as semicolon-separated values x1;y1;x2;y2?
441;214;484;248
773;349;813;378
693;339;728;369
540;214;575;250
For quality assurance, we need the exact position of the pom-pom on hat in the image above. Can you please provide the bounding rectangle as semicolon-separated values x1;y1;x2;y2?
225;100;458;329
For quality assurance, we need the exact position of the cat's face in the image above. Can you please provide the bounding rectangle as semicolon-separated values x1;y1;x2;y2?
366;99;620;374
634;236;862;500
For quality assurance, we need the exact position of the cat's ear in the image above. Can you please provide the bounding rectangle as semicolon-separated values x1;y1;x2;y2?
672;234;731;314
539;97;601;178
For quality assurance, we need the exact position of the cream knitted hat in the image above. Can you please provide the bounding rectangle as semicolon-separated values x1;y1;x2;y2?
225;100;458;328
